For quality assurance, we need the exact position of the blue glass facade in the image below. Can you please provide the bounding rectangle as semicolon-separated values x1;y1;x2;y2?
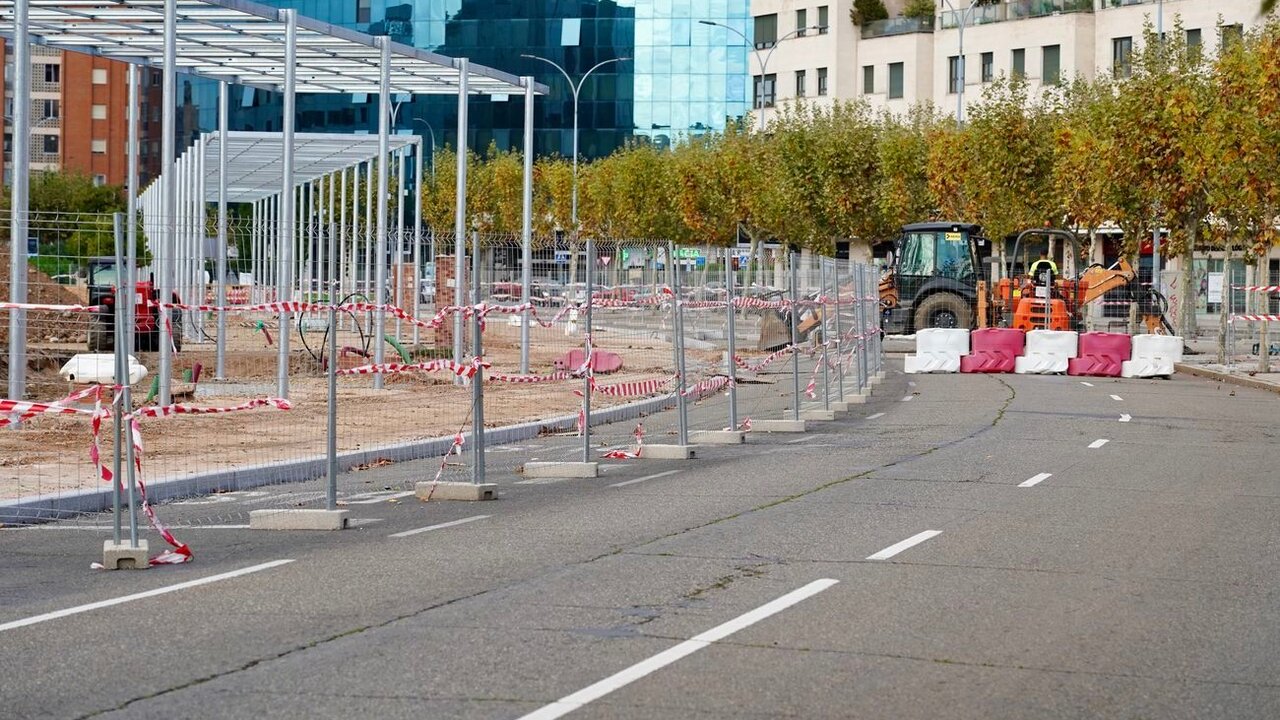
187;0;750;159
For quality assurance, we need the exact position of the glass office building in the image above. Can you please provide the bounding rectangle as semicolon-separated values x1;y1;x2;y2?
187;0;751;160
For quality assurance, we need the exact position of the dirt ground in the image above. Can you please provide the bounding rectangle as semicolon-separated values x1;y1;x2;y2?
2;309;705;500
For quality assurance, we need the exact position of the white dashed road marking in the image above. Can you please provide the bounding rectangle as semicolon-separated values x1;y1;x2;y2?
866;530;942;560
1110;394;1124;401
867;413;885;420
609;470;680;488
1119;414;1131;423
1018;473;1053;488
389;515;490;538
1088;439;1110;449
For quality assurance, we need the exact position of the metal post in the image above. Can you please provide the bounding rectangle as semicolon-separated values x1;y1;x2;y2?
126;64;140;356
373;37;392;390
326;283;338;511
395;147;406;341
672;243;689;445
6;0;29;400
453;59;470;383
725;246;738;430
365;161;373;296
790;250;801;421
157;0;178;405
582;237;594;462
471;232;485;485
820;260;830;410
520;76;535;374
413;139;423;347
216;83;229;379
277;8;297;398
857;264;868;391
833;259;845;401
328;171;337;286
340;167;348;319
112;213;126;544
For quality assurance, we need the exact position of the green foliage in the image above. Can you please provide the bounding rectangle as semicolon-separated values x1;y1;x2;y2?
849;0;888;27
902;0;936;21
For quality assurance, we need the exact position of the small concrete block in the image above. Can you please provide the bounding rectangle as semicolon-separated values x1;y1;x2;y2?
102;540;149;570
753;419;808;432
869;373;885;384
642;444;697;459
801;409;838;421
690;430;746;445
249;509;349;531
521;461;599;478
841;394;869;404
827;401;853;412
415;481;497;501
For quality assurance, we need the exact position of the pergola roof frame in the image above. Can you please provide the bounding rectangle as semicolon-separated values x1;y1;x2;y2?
0;0;549;96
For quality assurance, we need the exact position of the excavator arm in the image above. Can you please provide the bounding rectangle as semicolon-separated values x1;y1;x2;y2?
1078;258;1136;306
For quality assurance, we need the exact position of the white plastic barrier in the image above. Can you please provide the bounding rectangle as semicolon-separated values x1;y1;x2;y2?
904;328;970;374
1014;330;1079;374
1122;335;1183;378
59;353;149;385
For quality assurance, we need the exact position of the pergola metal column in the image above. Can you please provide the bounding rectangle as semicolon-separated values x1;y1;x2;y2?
6;0;30;399
276;8;297;398
372;36;391;391
413;139;423;346
520;75;535;374
126;63;140;356
159;0;176;404
453;59;470;377
395;144;406;341
215;82;229;379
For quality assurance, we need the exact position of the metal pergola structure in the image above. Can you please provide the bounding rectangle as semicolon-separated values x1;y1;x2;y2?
1;0;546;401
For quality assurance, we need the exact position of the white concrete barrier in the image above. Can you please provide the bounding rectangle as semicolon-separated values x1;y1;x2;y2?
1122;334;1183;377
1014;330;1079;375
904;328;969;374
59;354;148;385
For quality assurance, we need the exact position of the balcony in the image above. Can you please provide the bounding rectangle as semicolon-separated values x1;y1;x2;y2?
940;0;1093;29
861;16;935;40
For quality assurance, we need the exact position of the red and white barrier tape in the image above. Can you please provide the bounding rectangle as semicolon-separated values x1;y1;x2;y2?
487;370;574;384
337;358;490;380
0;301;105;313
580;374;679;398
1230;314;1280;323
601;423;644;460
682;375;734;401
1233;286;1280;293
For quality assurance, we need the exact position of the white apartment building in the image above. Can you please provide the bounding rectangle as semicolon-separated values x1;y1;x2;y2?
751;0;1267;122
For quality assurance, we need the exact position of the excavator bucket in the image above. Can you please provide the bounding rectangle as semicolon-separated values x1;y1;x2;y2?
757;311;793;351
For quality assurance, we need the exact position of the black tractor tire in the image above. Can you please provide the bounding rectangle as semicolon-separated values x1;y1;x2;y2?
87;314;114;352
913;293;973;331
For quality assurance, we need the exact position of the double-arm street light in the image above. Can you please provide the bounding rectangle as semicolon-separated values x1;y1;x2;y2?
942;0;982;127
518;53;629;232
411;117;436;180
698;19;823;133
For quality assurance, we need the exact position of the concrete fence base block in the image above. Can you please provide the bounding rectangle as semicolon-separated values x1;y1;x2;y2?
753;419;808;433
101;539;150;570
521;461;599;479
690;430;746;445
840;394;869;405
249;509;349;531
801;409;838;421
869;373;885;384
642;444;697;460
415;482;498;502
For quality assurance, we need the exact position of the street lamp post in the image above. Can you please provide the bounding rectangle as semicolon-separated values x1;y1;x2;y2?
411;117;437;180
698;20;823;133
942;0;982;127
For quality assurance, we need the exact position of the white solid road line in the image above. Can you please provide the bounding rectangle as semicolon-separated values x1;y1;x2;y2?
30;524;252;531
342;490;416;504
389;515;491;538
1088;438;1110;449
0;559;294;634
867;413;885;420
1080;381;1095;387
609;470;680;488
516;578;839;720
1110;394;1124;401
1018;472;1053;488
514;477;570;486
866;530;942;560
1119;414;1132;423
785;436;816;445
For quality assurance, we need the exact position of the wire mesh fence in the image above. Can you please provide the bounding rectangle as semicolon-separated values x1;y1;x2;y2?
2;213;885;560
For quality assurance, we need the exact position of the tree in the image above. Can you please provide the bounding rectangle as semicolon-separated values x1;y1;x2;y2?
902;0;936;21
876;104;944;239
849;0;888;27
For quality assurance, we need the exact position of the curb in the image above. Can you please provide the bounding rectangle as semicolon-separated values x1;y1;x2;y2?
0;392;681;525
1175;363;1280;396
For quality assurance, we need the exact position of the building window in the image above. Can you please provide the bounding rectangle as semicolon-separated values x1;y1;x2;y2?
888;62;904;99
150;70;161;86
91;138;107;154
42;134;58;154
753;73;777;108
817;67;828;96
93;174;107;187
355;0;370;23
948;56;962;94
981;52;993;83
795;69;807;98
43;64;59;84
91;104;107;120
91;68;108;85
753;14;778;49
1012;48;1025;79
1186;28;1202;54
818;6;829;34
42;99;59;120
1113;37;1133;79
1042;44;1061;85
796;8;807;36
863;65;874;94
1221;24;1243;49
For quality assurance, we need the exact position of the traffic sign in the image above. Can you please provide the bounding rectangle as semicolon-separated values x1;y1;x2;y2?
600;256;612;266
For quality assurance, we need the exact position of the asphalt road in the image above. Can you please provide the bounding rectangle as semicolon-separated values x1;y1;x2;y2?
2;362;1278;720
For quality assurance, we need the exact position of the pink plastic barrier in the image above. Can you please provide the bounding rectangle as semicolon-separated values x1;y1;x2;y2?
554;348;624;374
960;328;1025;374
1067;332;1131;377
